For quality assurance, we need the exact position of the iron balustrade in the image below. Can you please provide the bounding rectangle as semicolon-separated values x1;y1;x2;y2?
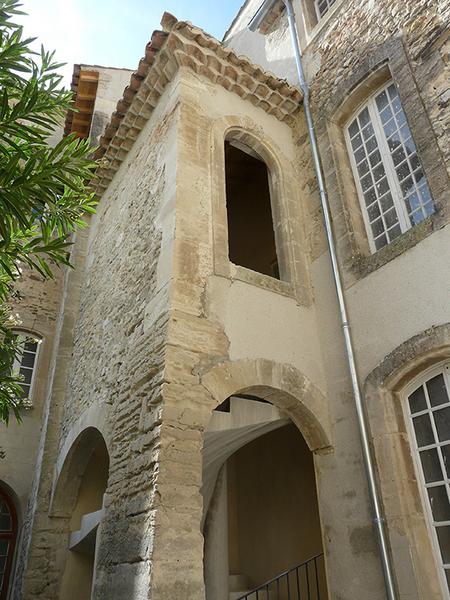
236;553;326;600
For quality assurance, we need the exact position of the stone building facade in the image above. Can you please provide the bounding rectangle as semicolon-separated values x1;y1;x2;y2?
1;1;449;599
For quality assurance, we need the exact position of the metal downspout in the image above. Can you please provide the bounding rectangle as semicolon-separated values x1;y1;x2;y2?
271;2;398;598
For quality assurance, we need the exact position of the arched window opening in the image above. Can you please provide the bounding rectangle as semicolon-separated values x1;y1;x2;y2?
404;363;450;595
345;81;434;252
224;140;280;279
0;487;18;600
11;331;41;403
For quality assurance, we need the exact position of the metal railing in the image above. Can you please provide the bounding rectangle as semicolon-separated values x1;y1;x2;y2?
236;554;326;600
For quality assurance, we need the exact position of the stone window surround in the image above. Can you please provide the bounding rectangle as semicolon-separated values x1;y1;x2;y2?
300;0;345;47
11;328;43;409
210;116;312;306
403;361;450;598
315;37;449;282
364;323;450;599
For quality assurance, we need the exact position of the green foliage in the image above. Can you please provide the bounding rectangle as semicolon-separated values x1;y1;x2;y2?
0;0;97;424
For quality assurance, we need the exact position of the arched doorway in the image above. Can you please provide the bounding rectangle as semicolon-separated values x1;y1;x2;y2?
202;395;328;600
53;428;109;600
0;485;18;600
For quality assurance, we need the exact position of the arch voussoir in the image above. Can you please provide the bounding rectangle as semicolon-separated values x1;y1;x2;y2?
199;358;331;452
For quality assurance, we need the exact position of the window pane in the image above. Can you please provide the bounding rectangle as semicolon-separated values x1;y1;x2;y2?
364;188;377;206
388;224;402;241
413;413;435;447
359;108;370;127
23;340;38;353
348;119;359;138
377;179;390;197
379;192;393;211
374;234;388;250
427;374;448;408
0;553;6;574
409;386;427;413
0;514;11;531
0;540;8;555
11;332;39;404
384;208;398;228
19;367;33;385
428;486;450;522
420;448;443;483
436;526;450;564
316;0;337;19
368;149;381;168
20;351;36;369
368;203;381;221
374;83;434;227
371;218;384;238
434;408;450;443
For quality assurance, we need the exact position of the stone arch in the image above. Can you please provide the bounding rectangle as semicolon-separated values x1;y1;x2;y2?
200;358;330;599
362;323;450;600
364;323;450;397
50;426;109;518
199;357;331;452
51;401;110;510
223;124;285;182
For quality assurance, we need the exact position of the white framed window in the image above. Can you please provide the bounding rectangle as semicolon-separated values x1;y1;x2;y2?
315;0;337;19
12;332;41;403
404;363;450;597
345;81;434;252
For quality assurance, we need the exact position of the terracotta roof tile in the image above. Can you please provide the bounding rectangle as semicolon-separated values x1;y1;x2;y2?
92;12;302;195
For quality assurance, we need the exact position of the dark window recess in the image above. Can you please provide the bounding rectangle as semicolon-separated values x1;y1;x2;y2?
224;141;279;279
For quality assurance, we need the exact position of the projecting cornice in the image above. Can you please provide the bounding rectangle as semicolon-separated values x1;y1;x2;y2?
92;12;302;196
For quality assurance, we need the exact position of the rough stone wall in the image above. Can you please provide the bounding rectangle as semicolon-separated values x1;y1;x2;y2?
16;76;180;599
88;95;176;599
307;0;449;160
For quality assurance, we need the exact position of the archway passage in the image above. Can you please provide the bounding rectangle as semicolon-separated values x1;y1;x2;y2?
57;429;109;600
203;395;328;600
0;486;18;600
228;424;324;595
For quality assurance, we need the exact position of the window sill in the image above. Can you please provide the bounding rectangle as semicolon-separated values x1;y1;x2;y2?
349;214;440;279
217;262;295;298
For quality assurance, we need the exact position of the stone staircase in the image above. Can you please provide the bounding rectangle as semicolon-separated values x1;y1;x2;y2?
229;573;251;600
229;573;279;600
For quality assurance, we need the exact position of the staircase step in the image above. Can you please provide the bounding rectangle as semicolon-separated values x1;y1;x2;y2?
229;590;277;600
229;573;251;592
229;592;250;600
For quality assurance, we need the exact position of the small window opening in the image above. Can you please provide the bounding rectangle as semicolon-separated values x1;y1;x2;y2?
224;140;279;279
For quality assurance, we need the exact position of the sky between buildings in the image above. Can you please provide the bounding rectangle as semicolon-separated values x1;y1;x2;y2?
20;0;244;85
